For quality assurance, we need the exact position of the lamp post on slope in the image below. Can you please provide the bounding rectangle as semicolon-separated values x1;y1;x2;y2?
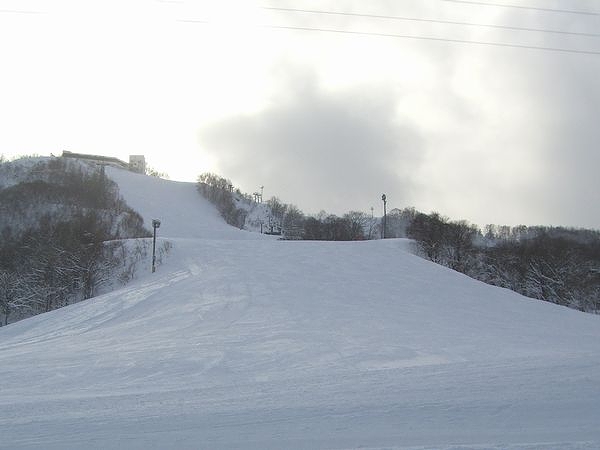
381;194;387;239
152;219;161;273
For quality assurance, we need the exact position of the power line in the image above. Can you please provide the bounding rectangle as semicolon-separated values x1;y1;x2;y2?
263;6;600;38
441;0;600;16
178;19;210;24
178;19;600;56
262;24;600;56
0;9;43;14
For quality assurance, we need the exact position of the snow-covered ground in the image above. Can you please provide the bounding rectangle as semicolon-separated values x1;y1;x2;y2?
1;168;599;449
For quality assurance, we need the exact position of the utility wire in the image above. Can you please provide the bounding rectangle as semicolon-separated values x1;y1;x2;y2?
441;0;600;16
264;24;600;55
0;9;43;14
178;19;210;24
263;6;600;38
178;19;600;56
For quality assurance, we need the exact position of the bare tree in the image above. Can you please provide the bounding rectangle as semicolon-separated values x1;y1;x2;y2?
283;205;304;240
343;211;369;240
0;271;41;325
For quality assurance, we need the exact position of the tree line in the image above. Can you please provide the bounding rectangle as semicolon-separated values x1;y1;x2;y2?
196;172;248;229
196;172;383;240
406;212;600;313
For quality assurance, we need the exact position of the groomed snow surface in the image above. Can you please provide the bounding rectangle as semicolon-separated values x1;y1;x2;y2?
1;168;600;449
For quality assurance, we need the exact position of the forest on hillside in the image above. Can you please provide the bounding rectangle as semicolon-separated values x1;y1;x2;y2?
0;157;158;325
406;212;600;313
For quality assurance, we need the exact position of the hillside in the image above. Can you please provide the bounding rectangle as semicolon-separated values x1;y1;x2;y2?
0;158;147;238
1;167;599;449
0;158;150;323
106;167;269;240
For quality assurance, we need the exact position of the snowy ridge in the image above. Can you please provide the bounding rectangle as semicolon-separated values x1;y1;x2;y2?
1;169;600;449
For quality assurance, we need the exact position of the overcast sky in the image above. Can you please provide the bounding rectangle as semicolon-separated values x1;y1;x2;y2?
1;0;599;228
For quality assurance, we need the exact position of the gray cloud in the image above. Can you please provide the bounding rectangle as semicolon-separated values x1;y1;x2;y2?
199;66;424;215
410;12;600;228
198;4;600;229
524;55;600;227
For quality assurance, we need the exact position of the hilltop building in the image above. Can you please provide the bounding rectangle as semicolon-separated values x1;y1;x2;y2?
128;155;146;174
62;151;146;174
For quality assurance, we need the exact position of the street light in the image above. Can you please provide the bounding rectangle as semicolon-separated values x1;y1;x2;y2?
152;219;161;273
381;194;387;239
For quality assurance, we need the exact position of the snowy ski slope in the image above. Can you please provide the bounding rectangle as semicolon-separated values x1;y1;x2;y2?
1;168;599;449
105;167;271;240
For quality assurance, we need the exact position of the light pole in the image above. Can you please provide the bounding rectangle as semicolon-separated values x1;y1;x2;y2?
381;194;387;239
152;219;161;273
